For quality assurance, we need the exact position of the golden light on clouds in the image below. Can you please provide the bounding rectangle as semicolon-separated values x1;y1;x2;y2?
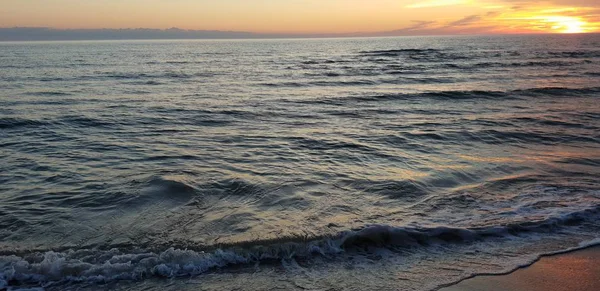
500;7;599;34
404;0;600;34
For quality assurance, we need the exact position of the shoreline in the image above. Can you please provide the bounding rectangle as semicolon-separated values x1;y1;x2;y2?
439;243;600;291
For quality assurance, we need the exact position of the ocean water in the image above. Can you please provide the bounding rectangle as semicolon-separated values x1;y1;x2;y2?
1;35;599;290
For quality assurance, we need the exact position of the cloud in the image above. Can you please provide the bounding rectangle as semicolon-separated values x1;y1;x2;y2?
406;0;470;9
496;0;600;32
382;12;505;36
446;15;482;27
486;11;502;17
403;20;438;31
502;0;600;7
401;0;600;34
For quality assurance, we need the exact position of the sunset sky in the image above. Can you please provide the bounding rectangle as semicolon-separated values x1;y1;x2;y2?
2;0;600;35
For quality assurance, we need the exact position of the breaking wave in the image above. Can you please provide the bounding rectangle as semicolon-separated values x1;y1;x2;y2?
1;205;599;288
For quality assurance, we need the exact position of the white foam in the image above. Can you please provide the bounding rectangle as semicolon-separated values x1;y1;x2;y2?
1;207;599;289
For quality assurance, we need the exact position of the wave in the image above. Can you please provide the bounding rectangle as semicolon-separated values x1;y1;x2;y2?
515;86;600;97
349;179;429;200
58;115;116;129
135;176;201;205
545;51;600;59
117;176;270;210
96;71;213;81
441;60;588;70
512;117;591;129
1;205;598;288
287;136;377;152
0;115;119;131
38;77;66;82
293;86;600;105
0;117;50;130
355;49;600;71
301;59;340;65
135;80;163;86
359;48;440;57
260;80;378;87
403;129;597;145
26;91;73;97
165;61;192;64
260;76;460;87
435;237;600;290
360;49;474;62
296;58;595;78
302;59;591;77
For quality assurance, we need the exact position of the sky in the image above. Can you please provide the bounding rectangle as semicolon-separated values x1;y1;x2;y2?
2;0;600;35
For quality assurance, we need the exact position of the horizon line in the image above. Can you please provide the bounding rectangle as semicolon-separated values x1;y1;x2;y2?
1;26;597;42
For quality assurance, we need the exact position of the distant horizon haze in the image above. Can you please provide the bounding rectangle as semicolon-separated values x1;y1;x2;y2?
1;26;600;42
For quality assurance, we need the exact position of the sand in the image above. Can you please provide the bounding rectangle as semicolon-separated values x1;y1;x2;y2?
440;246;600;291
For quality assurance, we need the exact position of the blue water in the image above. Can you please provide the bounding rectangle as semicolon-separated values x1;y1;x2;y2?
1;35;600;290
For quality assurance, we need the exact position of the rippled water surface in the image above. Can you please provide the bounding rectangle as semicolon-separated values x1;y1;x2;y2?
1;35;600;290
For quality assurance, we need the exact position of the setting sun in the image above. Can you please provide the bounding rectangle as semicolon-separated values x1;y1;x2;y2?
544;16;587;33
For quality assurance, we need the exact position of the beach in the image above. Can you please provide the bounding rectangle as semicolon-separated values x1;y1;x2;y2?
441;246;600;291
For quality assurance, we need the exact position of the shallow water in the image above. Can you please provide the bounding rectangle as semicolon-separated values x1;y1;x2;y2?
1;35;600;290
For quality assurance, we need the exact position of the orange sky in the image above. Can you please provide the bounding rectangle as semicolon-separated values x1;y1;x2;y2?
2;0;600;35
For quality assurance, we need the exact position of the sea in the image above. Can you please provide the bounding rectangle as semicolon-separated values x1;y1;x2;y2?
1;34;599;290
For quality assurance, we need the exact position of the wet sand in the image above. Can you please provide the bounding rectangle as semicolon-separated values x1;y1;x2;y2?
441;246;600;291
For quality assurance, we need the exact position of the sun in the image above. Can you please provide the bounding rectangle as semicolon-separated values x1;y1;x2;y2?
503;12;597;34
561;20;585;33
543;16;586;33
